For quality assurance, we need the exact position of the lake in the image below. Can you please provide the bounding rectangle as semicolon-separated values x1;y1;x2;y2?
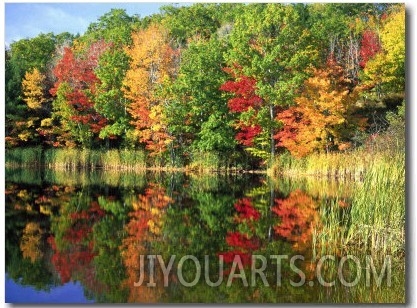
5;168;404;303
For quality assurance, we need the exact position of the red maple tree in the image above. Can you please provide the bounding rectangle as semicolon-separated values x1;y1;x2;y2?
50;41;110;140
359;30;381;68
220;66;264;148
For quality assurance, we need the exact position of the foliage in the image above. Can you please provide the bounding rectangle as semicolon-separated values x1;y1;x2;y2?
20;222;44;263
165;36;236;164
94;44;131;144
223;3;319;161
50;41;110;146
275;63;366;157
220;69;265;157
359;30;381;69
161;4;220;45
5;3;404;170
361;4;405;98
123;24;177;156
273;190;318;252
22;68;47;110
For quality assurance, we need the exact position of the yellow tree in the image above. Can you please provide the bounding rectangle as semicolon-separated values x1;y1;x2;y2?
362;5;405;97
123;24;178;156
22;68;46;110
275;63;364;157
9;68;50;144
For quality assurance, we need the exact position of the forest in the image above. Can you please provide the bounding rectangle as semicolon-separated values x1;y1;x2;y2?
5;3;406;303
5;3;405;170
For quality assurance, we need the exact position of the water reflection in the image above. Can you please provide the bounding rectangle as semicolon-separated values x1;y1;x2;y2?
5;169;403;303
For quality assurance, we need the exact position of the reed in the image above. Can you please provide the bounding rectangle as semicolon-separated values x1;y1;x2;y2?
312;153;405;258
269;151;370;180
316;259;404;303
119;149;147;170
5;146;43;168
345;153;405;257
188;151;221;172
12;147;148;171
44;148;80;169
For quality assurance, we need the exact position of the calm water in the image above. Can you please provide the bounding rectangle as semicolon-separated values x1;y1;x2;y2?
5;168;404;303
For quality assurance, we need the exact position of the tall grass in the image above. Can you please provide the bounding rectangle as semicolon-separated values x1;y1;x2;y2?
6;147;241;172
309;152;405;303
312;153;405;258
269;151;370;180
346;153;405;257
188;151;221;172
5;146;43;168
13;148;148;171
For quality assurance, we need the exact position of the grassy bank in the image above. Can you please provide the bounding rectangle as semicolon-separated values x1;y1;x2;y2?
268;151;372;180
5;147;148;171
5;147;249;173
311;152;405;259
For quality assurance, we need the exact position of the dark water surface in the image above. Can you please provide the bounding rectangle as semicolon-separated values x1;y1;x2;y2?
5;168;404;303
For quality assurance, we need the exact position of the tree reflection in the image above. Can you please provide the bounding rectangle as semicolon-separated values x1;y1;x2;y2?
273;189;319;253
20;222;44;263
5;174;359;303
120;183;171;303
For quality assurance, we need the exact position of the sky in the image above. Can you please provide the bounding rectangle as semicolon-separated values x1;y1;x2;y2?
4;1;415;47
4;2;173;46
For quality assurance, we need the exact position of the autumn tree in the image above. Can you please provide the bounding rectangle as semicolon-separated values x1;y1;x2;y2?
123;24;178;157
6;69;45;146
220;68;267;160
275;63;365;157
361;4;405;100
225;3;318;161
273;190;318;253
22;68;47;110
359;29;381;69
217;193;266;277
50;40;109;147
20;222;44;263
120;184;171;302
5;33;73;147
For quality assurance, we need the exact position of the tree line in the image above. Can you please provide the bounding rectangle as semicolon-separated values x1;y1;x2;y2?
5;3;405;168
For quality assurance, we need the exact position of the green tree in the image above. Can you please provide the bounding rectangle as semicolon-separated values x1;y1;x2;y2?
164;37;235;165
83;9;138;46
94;45;131;147
225;3;318;161
161;4;220;46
